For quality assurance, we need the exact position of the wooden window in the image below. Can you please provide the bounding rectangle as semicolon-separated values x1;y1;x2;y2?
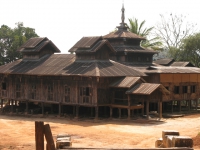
64;85;70;102
174;86;179;94
31;84;36;99
138;57;141;61
80;87;92;103
191;85;196;93
183;86;187;93
16;83;21;98
47;84;53;101
80;87;92;96
146;57;149;62
2;82;6;90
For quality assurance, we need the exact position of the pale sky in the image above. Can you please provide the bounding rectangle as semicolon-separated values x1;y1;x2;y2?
1;0;200;53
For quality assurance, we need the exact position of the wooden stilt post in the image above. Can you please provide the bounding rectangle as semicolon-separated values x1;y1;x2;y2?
179;101;181;112
171;101;173;113
196;99;198;111
75;105;79;119
91;107;93;117
118;108;121;119
26;100;28;114
127;95;131;120
95;106;98;120
104;107;107;117
1;99;3;113
44;124;55;150
127;108;131;120
146;100;149;120
35;121;44;150
59;103;61;117
50;104;53;114
188;100;191;111
41;102;44;116
73;106;75;116
132;109;134;117
110;107;112;119
159;100;162;120
11;100;13;113
142;99;144;115
1;99;3;108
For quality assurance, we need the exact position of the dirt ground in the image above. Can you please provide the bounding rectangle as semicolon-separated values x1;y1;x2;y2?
0;113;200;150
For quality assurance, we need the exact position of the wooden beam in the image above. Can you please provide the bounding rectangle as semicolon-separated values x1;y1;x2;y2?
75;106;79;119
41;102;44;116
91;107;93;117
118;108;121;119
11;100;13;113
1;99;3;109
59;103;61;117
110;107;112;118
44;124;55;150
95;106;98;120
128;108;131;120
146;100;149;120
35;121;44;150
196;99;198;111
159;100;162;120
142;99;144;115
26;101;28;114
188;100;191;112
171;101;173;113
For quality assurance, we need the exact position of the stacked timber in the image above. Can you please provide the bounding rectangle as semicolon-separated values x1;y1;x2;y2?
56;134;72;149
155;130;193;148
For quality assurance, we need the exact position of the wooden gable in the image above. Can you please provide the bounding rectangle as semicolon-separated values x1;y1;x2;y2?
18;37;60;60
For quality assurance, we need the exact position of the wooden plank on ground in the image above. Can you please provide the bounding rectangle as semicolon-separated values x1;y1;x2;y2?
44;124;55;150
35;121;44;150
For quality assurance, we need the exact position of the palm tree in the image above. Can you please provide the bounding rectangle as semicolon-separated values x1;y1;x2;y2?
128;18;163;50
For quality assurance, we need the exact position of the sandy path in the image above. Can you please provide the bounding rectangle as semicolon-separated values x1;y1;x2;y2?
0;114;199;150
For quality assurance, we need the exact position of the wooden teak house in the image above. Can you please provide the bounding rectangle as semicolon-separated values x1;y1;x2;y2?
0;5;200;120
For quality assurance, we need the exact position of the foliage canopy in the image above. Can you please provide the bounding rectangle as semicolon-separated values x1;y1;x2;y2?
0;22;38;65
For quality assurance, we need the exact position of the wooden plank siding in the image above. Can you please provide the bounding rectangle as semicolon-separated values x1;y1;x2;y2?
0;75;103;107
160;74;199;101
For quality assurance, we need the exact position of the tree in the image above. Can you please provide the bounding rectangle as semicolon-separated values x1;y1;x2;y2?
155;14;196;59
128;18;163;50
179;33;200;67
0;22;38;65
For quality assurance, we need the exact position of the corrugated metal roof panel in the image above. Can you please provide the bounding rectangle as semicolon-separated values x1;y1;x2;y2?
145;66;200;73
126;83;161;95
75;40;115;53
154;59;174;65
170;62;194;67
20;37;47;48
0;54;145;77
103;30;145;40
69;36;102;52
18;38;60;53
113;46;157;53
110;77;141;88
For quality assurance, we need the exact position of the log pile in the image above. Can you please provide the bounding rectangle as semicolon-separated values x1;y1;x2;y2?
155;130;193;148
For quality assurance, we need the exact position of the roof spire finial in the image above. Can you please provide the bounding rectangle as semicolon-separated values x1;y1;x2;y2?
121;2;125;26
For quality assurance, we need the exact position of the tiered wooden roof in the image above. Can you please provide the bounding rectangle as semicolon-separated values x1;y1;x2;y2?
69;36;115;53
0;37;145;77
18;37;60;53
